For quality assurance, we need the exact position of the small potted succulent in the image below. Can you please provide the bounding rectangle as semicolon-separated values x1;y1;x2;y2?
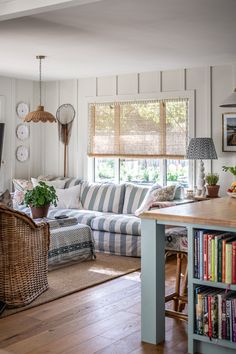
205;173;220;198
24;181;58;218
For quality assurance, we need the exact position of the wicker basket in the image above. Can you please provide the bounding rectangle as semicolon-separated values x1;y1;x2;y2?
0;204;50;307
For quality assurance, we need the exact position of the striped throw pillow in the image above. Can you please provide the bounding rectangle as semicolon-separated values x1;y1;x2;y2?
122;184;149;214
80;182;125;213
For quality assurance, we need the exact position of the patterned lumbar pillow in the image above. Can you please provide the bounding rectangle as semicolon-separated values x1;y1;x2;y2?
31;177;66;189
12;178;33;205
0;189;13;208
135;184;177;216
152;184;177;202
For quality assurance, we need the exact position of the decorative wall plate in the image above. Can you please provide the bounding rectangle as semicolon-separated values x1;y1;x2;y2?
16;102;29;118
16;145;29;162
16;124;29;140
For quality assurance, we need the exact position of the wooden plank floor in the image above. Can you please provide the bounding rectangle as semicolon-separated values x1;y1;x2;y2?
0;257;187;354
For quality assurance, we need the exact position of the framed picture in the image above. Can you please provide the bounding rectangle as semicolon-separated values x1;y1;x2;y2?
222;112;236;151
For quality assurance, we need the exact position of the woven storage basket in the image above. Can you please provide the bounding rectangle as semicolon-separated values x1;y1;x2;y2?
0;204;50;307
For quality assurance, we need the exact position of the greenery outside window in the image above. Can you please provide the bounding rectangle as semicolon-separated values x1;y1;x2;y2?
89;96;191;187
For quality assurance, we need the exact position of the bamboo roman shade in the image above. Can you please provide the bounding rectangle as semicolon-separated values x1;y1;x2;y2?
88;98;188;159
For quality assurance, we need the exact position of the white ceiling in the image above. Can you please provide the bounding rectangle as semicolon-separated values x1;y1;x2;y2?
0;0;236;80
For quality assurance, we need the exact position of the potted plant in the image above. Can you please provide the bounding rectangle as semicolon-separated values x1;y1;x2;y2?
222;165;236;195
222;165;236;177
205;173;220;198
24;181;58;218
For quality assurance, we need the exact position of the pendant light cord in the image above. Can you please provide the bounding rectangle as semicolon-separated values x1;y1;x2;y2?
36;55;45;107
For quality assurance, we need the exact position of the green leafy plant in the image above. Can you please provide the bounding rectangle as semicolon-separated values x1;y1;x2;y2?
222;166;236;177
24;181;58;207
205;173;219;186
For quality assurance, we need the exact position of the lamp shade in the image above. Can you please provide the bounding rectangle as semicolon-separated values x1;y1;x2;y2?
219;88;236;108
24;106;56;123
186;138;217;160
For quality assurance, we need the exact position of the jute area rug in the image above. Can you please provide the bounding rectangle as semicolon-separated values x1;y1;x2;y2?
2;253;140;318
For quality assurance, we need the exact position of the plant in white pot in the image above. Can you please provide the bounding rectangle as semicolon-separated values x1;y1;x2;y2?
205;173;220;198
24;181;58;218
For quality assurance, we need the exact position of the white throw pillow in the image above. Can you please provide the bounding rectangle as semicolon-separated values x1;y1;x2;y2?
31;177;66;189
135;183;161;216
56;184;82;209
135;184;177;216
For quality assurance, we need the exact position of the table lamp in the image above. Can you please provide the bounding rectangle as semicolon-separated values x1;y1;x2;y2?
186;137;218;197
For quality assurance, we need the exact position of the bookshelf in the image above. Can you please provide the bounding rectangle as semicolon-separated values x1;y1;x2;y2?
141;197;236;354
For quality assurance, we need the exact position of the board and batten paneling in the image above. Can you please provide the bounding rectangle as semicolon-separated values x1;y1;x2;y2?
1;63;233;194
0;76;35;192
212;65;236;194
74;64;235;195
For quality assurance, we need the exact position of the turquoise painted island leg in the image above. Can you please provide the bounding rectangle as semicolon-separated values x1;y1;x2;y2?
141;219;165;344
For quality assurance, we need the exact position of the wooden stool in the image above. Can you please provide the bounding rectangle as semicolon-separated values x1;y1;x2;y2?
165;250;188;321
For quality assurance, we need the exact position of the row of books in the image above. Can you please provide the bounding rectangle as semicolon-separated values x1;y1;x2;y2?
194;230;236;284
195;286;236;341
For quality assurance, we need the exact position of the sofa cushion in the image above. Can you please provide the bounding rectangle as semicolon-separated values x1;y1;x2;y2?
80;182;125;213
122;184;149;214
91;213;140;236
93;230;141;257
48;208;103;227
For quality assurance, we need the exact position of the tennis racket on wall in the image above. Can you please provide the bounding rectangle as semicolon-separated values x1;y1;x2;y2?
56;104;76;177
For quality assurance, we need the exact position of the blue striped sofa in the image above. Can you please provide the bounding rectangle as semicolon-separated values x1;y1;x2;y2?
17;178;187;257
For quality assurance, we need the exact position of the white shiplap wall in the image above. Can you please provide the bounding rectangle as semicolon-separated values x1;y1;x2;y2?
0;76;35;191
76;65;236;195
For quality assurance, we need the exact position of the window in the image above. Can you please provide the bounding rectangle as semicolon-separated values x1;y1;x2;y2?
94;158;190;188
88;98;188;159
89;96;191;187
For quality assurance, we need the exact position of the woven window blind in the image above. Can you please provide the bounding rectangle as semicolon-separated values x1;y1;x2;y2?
88;98;188;159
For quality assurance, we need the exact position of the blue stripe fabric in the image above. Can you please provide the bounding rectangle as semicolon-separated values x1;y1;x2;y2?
80;182;125;213
122;184;149;214
90;213;141;236
92;230;141;257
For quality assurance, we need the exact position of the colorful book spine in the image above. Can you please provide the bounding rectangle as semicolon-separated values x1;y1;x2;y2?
226;299;231;340
233;298;236;342
204;233;208;281
218;238;223;282
203;293;209;336
222;297;227;339
208;235;213;281
226;243;233;284
211;238;215;282
232;242;236;284
208;295;212;338
222;239;227;283
218;293;222;339
196;291;204;335
194;231;199;278
199;231;205;280
212;294;218;338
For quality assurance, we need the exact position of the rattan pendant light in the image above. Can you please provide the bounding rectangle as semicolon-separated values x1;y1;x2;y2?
24;56;56;123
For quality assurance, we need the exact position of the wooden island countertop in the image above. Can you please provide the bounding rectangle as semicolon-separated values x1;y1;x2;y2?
140;196;236;228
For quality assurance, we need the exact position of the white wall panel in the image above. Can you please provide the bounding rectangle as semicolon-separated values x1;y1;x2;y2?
97;76;116;96
212;65;235;195
43;81;59;176
117;74;138;95
162;69;185;92
139;71;160;93
79;77;96;97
